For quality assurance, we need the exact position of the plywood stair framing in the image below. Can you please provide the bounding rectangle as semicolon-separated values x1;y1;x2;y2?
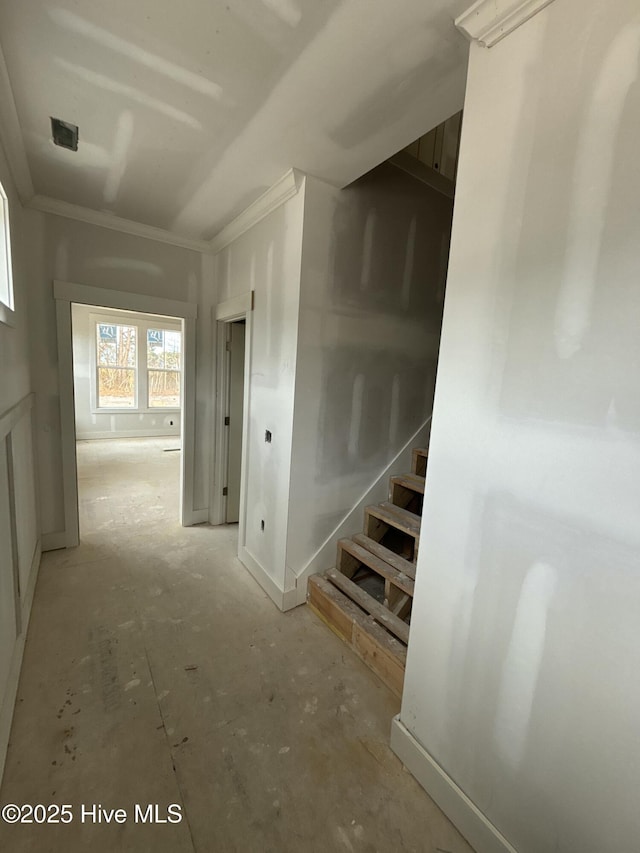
307;446;429;697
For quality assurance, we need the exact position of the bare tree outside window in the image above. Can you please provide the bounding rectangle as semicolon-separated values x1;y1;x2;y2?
96;323;137;407
147;329;181;407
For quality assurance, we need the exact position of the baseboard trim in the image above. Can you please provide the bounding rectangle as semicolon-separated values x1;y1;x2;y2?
76;430;180;441
390;717;518;853
184;508;209;526
238;546;287;611
41;531;67;552
0;538;42;784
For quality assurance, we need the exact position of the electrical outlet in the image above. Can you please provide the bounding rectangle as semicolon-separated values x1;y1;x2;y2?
265;430;272;443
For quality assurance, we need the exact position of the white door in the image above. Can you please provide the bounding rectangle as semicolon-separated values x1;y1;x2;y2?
225;322;245;523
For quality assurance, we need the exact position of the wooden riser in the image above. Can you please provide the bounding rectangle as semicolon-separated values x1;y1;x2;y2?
307;574;406;698
412;447;429;477
307;444;430;697
365;502;421;562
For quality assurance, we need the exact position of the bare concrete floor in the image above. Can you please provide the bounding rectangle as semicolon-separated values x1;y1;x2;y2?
0;438;473;853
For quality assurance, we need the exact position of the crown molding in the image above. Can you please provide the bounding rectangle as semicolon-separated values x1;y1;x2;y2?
27;195;212;254
0;43;34;202
209;168;304;254
455;0;556;47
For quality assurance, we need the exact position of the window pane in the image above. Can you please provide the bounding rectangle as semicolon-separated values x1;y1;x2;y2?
148;370;180;408
147;328;165;368
98;368;135;408
165;330;181;370
97;324;136;367
117;325;136;366
147;328;181;370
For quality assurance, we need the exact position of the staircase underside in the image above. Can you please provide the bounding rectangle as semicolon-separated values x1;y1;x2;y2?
307;446;428;697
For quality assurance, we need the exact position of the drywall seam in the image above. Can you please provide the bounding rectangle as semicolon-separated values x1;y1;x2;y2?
456;0;556;47
290;417;432;608
390;717;519;853
0;538;40;784
209;169;303;254
29;195;211;254
0;44;34;203
0;393;34;443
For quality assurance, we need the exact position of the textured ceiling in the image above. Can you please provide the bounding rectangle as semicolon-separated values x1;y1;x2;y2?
0;0;469;241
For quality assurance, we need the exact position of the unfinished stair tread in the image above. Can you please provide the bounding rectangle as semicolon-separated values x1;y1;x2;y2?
338;538;415;597
307;575;406;697
366;501;421;537
390;472;425;494
352;534;417;581
326;568;410;645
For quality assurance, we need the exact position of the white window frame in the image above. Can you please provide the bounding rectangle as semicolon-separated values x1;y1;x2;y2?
90;311;182;414
0;180;15;327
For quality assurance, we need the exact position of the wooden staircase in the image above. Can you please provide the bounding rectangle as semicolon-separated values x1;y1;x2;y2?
307;446;428;697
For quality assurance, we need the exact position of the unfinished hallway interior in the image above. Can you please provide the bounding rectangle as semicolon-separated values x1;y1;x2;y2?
0;437;472;853
0;0;639;851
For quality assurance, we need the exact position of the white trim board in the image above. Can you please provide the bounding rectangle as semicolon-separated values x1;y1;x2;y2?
54;280;200;547
41;531;66;552
214;291;253;322
209;169;304;254
0;44;34;203
390;717;519;853
0;538;41;784
28;170;304;257
238;545;290;611
455;0;556;47
54;280;197;319
0;393;34;443
29;195;211;254
76;430;180;441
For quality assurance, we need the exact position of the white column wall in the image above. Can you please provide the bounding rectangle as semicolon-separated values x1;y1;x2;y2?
397;2;640;852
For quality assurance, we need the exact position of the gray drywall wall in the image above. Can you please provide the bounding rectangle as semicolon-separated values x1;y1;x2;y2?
214;189;305;593
399;2;640;851
71;303;181;440
0;144;39;777
287;167;453;576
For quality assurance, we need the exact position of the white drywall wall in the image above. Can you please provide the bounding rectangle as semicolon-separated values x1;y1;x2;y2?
71;303;181;440
27;213;215;540
398;2;640;851
0;142;39;779
287;167;453;579
214;187;305;594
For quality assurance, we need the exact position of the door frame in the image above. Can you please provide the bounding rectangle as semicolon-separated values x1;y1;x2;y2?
210;292;252;546
53;279;198;547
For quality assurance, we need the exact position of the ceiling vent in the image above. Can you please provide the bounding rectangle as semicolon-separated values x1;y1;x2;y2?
51;117;78;151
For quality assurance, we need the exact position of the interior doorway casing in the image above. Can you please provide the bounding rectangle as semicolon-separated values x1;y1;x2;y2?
211;291;252;549
53;279;198;548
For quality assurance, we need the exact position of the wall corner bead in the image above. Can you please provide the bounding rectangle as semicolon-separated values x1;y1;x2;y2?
455;0;556;48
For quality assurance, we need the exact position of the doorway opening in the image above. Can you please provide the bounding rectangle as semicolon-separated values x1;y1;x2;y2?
211;290;252;563
70;303;184;539
224;320;246;525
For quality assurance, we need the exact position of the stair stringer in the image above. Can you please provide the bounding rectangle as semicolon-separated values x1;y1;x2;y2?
287;417;431;609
